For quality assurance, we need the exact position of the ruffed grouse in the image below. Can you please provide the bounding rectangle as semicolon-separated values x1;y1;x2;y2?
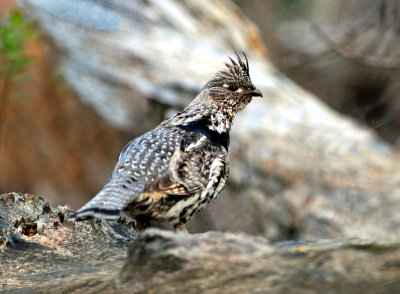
69;53;262;231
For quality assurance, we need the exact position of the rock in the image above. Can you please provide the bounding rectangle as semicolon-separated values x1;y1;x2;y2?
2;193;400;293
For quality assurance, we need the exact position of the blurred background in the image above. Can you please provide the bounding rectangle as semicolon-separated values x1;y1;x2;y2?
239;0;400;145
1;0;399;240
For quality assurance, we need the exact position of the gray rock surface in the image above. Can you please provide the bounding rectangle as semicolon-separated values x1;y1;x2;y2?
2;193;400;293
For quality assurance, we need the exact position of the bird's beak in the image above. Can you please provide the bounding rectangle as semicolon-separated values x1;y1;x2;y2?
249;88;263;98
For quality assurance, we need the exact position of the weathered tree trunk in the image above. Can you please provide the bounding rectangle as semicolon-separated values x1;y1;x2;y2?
2;193;400;293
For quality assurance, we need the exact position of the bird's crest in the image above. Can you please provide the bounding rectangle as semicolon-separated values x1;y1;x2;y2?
223;52;250;78
203;52;251;89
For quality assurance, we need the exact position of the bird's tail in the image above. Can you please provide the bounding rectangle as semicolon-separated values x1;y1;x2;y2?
69;177;145;221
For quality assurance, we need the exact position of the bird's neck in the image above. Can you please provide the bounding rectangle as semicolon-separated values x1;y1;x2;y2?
163;103;234;134
208;107;233;133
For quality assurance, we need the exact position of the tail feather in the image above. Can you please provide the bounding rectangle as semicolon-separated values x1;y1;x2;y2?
69;178;145;221
69;208;121;221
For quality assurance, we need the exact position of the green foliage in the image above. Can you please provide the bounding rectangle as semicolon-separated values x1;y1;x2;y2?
0;10;35;81
0;10;36;145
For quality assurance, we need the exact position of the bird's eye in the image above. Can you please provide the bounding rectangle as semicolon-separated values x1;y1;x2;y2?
228;84;238;91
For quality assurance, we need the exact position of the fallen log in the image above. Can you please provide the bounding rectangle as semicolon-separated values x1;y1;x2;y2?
1;193;400;293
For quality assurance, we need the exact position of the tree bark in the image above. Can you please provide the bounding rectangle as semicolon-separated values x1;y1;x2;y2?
2;193;400;293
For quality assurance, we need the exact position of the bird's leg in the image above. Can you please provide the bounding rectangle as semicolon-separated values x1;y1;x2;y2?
135;216;151;231
174;223;188;232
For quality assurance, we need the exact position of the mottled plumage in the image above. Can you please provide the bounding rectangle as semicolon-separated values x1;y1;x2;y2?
69;53;262;231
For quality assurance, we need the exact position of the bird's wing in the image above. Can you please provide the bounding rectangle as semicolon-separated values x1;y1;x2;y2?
144;126;225;197
70;126;184;220
145;172;190;195
118;125;208;197
116;126;183;183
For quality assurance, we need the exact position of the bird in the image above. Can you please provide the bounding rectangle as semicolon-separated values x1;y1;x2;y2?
69;53;262;231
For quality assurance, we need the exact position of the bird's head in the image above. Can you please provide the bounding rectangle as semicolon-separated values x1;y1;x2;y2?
164;53;262;132
202;53;262;114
